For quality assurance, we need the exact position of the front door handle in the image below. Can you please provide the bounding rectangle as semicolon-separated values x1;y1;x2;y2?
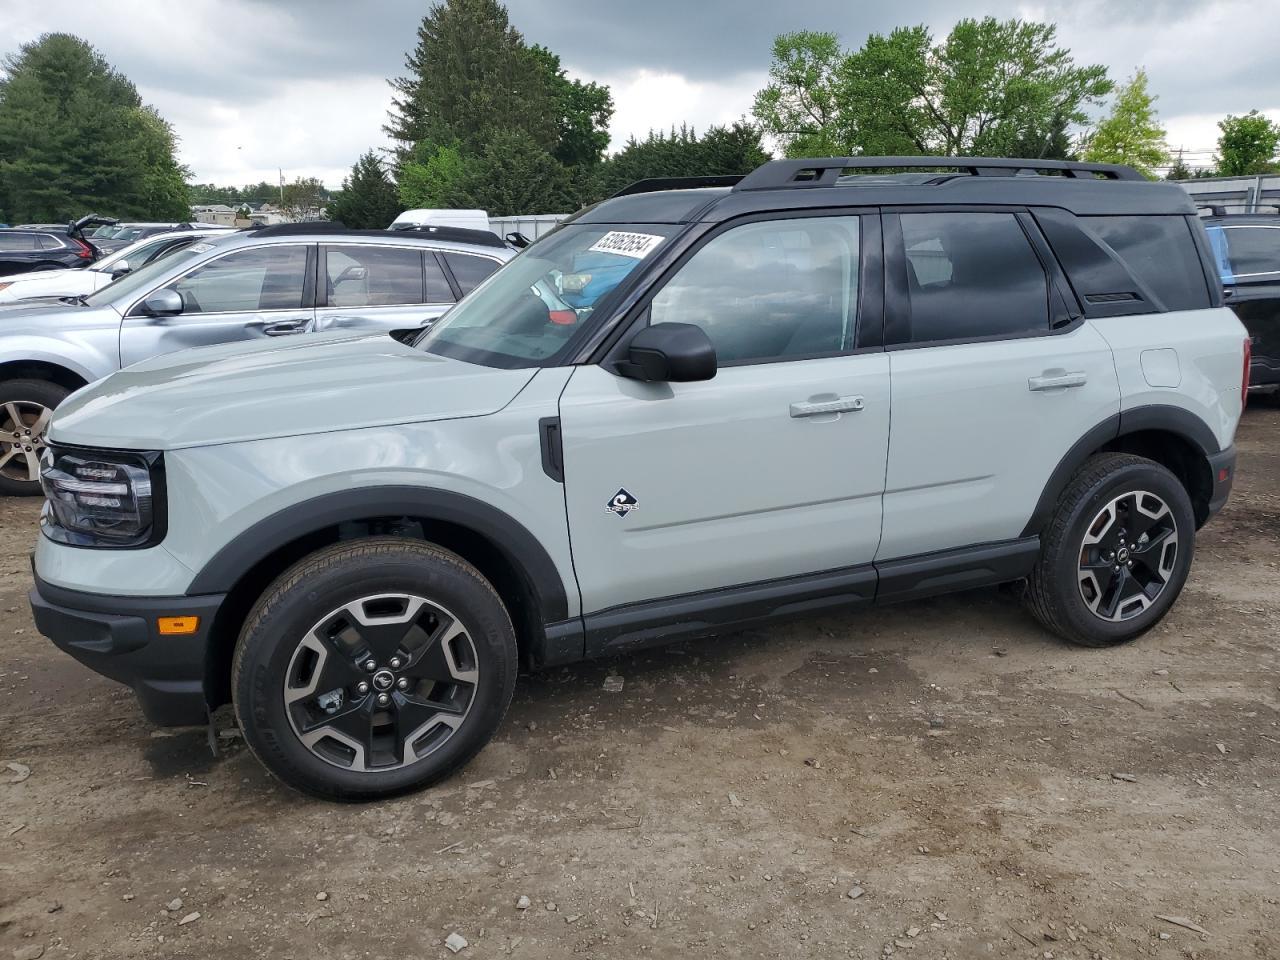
1028;370;1088;392
262;318;311;336
790;395;865;418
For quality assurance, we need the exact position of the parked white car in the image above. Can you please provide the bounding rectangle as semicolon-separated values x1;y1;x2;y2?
0;227;233;304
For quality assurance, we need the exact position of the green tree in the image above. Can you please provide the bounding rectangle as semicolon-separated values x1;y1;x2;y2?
1082;70;1168;178
753;18;1112;159
751;32;850;157
590;123;771;201
125;106;193;220
327;151;401;228
278;176;329;220
0;33;192;222
459;129;577;216
528;45;613;168
397;141;475;209
1165;151;1192;181
1216;110;1280;176
385;0;556;158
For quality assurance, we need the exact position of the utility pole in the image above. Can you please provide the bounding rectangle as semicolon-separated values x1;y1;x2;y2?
278;168;285;206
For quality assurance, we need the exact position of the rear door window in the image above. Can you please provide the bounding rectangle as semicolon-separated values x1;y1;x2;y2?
324;245;426;307
444;253;502;295
1084;216;1210;310
1220;225;1280;280
895;212;1049;344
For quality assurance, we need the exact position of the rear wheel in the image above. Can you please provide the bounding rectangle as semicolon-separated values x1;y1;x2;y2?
232;537;518;801
1026;453;1195;647
0;379;69;496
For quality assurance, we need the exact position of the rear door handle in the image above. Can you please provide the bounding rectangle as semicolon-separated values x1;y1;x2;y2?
790;395;865;418
263;318;311;336
1028;370;1087;392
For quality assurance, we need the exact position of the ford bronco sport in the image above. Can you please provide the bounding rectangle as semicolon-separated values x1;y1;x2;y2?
29;157;1248;801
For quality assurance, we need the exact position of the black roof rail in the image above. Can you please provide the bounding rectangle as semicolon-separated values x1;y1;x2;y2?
734;156;1146;191
386;224;506;248
611;175;745;199
248;221;348;236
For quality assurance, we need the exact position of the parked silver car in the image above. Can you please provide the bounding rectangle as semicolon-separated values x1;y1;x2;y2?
0;224;512;494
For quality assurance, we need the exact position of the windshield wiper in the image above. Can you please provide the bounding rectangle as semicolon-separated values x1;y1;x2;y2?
58;294;90;306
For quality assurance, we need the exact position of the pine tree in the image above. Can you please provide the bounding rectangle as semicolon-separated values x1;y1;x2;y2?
1082;69;1169;179
328;151;401;228
384;0;557;159
0;34;191;222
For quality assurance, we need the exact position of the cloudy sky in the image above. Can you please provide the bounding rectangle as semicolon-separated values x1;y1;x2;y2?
5;0;1279;187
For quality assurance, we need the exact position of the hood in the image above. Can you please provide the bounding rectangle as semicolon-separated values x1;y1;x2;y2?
0;269;104;304
48;333;537;450
0;299;113;330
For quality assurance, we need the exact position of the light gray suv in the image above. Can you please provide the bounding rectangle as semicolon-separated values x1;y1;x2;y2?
30;157;1248;801
0;224;510;494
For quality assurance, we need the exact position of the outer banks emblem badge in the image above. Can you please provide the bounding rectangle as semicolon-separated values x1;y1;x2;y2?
606;488;638;519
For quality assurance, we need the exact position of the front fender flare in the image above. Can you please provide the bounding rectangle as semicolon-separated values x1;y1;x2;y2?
185;485;570;624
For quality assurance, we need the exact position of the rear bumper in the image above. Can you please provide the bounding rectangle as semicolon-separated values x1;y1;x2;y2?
1206;445;1237;520
29;576;224;726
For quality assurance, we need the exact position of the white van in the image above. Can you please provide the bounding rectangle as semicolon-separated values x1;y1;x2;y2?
389;209;490;232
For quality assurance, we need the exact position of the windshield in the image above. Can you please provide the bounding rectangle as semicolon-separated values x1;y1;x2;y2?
84;242;215;306
416;223;675;367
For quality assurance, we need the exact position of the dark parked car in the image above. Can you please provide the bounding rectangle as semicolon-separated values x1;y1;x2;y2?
0;216;117;277
1204;214;1280;397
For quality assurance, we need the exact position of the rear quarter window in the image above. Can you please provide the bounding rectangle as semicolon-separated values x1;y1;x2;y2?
1083;216;1210;311
444;253;501;295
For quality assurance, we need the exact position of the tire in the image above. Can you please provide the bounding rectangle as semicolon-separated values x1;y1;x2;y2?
232;537;518;802
0;379;69;496
1026;453;1196;647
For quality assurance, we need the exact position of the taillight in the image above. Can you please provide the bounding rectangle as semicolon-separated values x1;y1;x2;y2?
1242;336;1251;409
73;238;93;259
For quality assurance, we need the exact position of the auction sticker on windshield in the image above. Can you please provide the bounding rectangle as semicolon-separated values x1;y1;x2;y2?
588;231;664;259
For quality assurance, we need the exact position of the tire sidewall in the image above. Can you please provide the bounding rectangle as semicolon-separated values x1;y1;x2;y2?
235;547;517;801
1049;461;1196;644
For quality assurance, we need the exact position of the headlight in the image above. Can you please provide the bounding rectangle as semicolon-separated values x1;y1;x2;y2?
40;446;165;547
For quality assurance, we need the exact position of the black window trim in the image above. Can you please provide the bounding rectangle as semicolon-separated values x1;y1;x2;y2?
593;207;886;373
882;204;1073;351
435;251;463;301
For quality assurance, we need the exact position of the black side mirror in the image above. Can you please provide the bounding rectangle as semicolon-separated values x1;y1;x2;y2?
617;322;717;383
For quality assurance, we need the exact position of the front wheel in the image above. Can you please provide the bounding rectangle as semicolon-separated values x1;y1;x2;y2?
0;379;69;496
232;538;518;801
1026;453;1196;647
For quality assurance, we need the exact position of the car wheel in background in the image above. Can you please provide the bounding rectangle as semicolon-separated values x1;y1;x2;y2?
0;379;69;496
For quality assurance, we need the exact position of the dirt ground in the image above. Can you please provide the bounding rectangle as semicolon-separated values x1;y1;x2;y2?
1;410;1278;960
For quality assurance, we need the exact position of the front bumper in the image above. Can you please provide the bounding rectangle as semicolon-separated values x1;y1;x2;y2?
29;575;225;726
1206;445;1237;520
